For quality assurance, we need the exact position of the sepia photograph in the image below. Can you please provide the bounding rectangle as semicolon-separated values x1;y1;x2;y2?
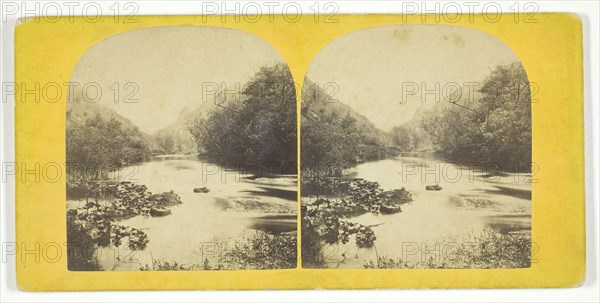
65;26;298;271
301;25;533;269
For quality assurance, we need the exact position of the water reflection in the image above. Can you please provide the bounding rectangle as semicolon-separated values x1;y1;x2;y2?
250;215;297;234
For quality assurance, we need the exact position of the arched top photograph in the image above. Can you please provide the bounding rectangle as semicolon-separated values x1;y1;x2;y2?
66;26;298;272
301;24;532;270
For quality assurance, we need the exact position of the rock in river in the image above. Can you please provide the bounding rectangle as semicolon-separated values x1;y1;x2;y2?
150;207;172;217
425;184;443;191
379;204;402;214
193;187;210;193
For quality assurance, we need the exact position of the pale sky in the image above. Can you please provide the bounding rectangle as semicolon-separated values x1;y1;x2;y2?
70;26;284;134
306;25;521;131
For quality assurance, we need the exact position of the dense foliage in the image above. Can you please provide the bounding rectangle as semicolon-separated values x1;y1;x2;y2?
140;231;297;271
188;64;297;172
390;125;416;151
389;124;432;152
66;114;151;181
66;110;157;270
363;229;531;269
301;113;389;176
226;231;297;270
153;127;197;155
421;62;531;171
66;213;103;271
301;80;391;177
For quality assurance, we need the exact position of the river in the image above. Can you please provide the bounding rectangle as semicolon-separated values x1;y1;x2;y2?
320;154;532;268
67;155;297;271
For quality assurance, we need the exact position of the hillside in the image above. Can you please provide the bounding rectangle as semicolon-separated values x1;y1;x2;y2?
67;97;155;143
300;79;393;173
301;78;392;146
67;99;139;131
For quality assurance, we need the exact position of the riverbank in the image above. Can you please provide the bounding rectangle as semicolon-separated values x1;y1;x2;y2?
71;158;298;271
301;154;532;269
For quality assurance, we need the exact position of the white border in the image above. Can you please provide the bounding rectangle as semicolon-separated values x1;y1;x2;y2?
1;1;598;302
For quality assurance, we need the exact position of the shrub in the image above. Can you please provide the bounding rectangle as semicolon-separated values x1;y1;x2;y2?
226;231;297;270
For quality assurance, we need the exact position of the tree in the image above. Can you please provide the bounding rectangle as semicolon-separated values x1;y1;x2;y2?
67;114;151;182
67;213;102;270
421;62;531;171
188;64;297;173
390;125;415;151
155;131;176;154
300;81;389;177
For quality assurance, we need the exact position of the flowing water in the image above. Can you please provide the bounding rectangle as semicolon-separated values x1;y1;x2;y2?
68;156;297;270
321;154;532;268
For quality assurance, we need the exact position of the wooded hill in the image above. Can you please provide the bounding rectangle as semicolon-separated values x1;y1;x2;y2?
301;79;392;175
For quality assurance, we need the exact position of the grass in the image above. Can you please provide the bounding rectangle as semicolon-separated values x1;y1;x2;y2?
139;231;297;271
362;229;531;269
